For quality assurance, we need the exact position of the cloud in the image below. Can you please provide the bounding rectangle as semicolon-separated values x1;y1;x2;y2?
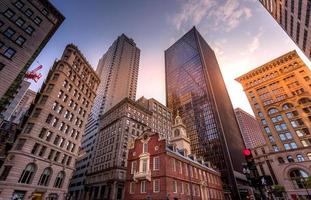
248;27;263;53
171;0;252;32
172;0;217;31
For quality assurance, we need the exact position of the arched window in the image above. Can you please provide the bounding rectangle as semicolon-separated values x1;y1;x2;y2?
307;153;311;160
268;108;279;115
287;155;294;163
174;129;180;137
296;154;304;162
282;103;293;110
298;98;311;104
54;171;65;188
38;168;52;186
258;112;264;118
18;163;36;184
290;169;309;189
277;157;285;164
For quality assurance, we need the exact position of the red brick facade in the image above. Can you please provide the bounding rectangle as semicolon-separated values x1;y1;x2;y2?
125;132;224;200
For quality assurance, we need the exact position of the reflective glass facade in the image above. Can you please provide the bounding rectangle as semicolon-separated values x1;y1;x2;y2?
165;27;245;199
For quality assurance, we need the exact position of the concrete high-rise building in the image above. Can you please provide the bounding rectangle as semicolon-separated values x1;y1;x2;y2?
0;0;64;111
258;0;311;61
10;88;36;124
0;44;99;200
165;27;246;199
236;50;311;199
234;108;266;149
68;34;140;199
1;81;36;124
85;97;172;200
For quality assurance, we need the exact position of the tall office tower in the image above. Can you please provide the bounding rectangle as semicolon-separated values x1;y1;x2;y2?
85;97;171;200
0;0;64;112
165;27;246;199
1;80;31;121
10;88;36;124
236;50;311;199
234;108;266;149
258;0;311;61
68;34;140;199
99;34;140;113
0;44;99;200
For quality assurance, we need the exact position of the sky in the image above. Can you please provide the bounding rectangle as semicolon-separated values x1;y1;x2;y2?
28;0;311;116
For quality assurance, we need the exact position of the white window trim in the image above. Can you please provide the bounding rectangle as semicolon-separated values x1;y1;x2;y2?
141;181;146;193
153;179;160;193
153;156;159;171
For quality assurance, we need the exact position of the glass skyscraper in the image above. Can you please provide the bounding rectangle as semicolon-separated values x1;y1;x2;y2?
165;27;245;199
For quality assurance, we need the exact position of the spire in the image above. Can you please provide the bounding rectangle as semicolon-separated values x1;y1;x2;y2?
175;109;183;125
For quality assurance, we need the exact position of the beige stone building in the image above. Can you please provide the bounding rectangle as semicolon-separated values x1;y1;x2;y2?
236;50;311;199
0;44;99;200
0;0;64;111
258;0;311;61
85;97;171;200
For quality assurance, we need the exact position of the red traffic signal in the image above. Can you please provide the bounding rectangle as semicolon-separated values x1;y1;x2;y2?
243;149;251;156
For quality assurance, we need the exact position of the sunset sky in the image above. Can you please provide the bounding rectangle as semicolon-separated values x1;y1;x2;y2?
28;0;311;115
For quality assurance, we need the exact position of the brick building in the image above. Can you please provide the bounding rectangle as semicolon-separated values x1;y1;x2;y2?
85;97;172;200
124;114;224;200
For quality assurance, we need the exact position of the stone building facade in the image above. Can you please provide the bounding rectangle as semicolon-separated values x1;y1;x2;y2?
236;50;311;199
124;115;224;200
0;44;99;200
85;97;171;200
0;0;64;111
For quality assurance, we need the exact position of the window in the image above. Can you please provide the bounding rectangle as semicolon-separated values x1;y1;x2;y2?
54;171;65;188
283;103;293;110
0;62;4;71
284;143;291;150
129;182;135;194
307;153;311;160
4;28;15;38
15;139;26;150
34;16;42;25
38;168;51;186
15;1;25;9
287;155;294;163
258;112;264;118
297;154;304;162
268;108;279;115
4;9;15;19
0;165;12;181
153;179;160;193
46;84;54;93
3;47;16;59
290;169;309;189
42;9;49;16
301;140;308;147
18;163;36;184
38;146;46;157
278;157;285;164
142;159;147;173
153;156;159;170
31;143;40;154
290;142;297;149
24;123;34;133
32;108;42;118
140;181;146;193
48;150;55;160
25;9;33;17
173;180;177;193
25;26;34;35
15;18;25;27
264;127;271;134
131;161;137;174
272;145;279;152
46;114;53;124
16;36;26;46
143;143;148;153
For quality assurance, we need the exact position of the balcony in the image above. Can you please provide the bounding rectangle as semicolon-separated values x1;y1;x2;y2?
133;170;151;181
